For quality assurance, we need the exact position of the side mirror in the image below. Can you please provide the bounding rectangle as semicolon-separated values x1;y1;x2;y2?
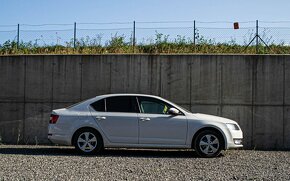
168;108;180;115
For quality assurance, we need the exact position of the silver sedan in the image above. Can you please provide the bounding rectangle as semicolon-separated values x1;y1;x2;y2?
48;94;243;157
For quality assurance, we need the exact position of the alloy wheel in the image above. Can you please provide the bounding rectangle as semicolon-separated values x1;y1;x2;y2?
199;134;220;155
77;132;98;152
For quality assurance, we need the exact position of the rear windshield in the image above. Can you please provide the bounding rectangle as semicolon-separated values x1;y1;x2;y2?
66;99;90;109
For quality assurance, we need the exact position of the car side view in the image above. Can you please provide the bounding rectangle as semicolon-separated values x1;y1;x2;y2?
48;94;243;157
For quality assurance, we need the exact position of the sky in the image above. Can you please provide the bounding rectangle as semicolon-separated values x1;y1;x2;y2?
0;0;290;45
1;0;289;24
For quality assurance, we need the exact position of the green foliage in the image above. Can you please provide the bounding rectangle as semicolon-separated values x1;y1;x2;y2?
0;33;290;55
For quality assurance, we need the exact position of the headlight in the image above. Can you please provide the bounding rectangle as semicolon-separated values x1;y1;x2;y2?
226;123;240;130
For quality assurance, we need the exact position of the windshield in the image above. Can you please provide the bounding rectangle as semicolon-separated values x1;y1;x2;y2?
176;104;192;113
162;98;192;113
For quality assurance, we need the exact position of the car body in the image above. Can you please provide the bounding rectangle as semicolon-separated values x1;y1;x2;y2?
48;94;243;157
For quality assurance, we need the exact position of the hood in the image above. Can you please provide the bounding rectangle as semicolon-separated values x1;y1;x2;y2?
191;113;237;124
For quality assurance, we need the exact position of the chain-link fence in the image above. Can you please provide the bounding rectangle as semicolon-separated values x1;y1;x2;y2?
1;20;290;53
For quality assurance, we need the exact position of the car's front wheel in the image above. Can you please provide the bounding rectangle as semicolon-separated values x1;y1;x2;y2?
194;130;223;158
73;128;103;155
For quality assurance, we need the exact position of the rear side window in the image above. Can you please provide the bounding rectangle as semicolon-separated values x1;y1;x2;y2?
106;96;138;113
91;99;105;112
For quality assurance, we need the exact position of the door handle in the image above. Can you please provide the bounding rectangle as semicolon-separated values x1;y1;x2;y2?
96;116;106;120
140;117;150;121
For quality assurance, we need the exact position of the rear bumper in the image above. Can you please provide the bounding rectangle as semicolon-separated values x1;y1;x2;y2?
48;134;71;145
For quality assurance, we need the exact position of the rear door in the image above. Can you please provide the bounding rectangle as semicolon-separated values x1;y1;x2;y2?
90;96;139;144
137;96;187;145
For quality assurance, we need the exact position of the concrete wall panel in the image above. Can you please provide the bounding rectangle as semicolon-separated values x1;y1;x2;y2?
222;56;253;104
284;56;290;104
160;55;191;104
0;103;24;143
254;56;283;105
109;55;142;93
138;55;155;94
0;56;25;102
24;103;51;144
81;55;111;99
25;56;53;102
284;107;290;149
253;106;283;149
190;55;220;104
52;56;82;102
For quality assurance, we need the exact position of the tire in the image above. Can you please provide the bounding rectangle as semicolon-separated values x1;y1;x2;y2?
73;128;103;155
194;130;223;158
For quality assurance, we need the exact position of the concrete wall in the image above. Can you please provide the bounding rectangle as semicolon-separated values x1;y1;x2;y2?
0;54;289;150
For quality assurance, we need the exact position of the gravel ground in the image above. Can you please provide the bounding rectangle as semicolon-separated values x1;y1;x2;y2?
0;145;289;181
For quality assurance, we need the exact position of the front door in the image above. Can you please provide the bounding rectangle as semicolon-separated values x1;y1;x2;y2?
137;96;187;145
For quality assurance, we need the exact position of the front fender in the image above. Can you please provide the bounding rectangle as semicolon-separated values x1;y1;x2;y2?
187;122;230;149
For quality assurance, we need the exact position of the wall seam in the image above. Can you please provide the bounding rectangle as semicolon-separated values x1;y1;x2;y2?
282;56;285;148
80;57;83;100
22;56;27;144
251;56;256;149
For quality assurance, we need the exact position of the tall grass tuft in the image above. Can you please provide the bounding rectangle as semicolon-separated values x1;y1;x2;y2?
1;33;290;55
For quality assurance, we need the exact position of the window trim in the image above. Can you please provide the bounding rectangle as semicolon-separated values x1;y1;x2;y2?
104;98;107;112
135;96;141;113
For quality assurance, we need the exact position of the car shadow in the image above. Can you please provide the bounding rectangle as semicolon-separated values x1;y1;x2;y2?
0;146;223;158
102;148;200;158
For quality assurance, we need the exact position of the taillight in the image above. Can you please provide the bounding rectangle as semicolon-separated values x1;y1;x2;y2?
50;114;59;124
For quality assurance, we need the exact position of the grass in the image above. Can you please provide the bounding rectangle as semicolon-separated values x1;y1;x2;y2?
1;33;290;55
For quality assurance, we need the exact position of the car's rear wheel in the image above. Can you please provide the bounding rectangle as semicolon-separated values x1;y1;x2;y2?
73;128;103;155
194;130;223;158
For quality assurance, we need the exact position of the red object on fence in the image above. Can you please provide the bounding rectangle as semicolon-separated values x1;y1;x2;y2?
234;22;239;29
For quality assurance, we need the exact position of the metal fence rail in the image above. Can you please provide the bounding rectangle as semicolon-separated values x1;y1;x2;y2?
1;20;290;53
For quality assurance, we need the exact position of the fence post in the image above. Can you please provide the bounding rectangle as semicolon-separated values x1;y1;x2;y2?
133;21;136;53
74;22;76;48
256;20;259;54
17;24;20;49
193;20;196;46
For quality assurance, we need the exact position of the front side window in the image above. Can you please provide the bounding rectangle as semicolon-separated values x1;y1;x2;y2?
106;96;138;113
138;97;172;114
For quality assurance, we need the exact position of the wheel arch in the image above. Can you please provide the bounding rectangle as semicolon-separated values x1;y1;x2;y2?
191;126;227;150
71;126;103;145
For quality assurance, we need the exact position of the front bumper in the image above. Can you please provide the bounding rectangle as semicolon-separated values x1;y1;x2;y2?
227;139;243;149
226;129;243;149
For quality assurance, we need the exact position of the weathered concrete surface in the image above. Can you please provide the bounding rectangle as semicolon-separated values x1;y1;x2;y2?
191;55;220;105
254;56;284;105
53;56;82;102
222;56;253;104
25;56;53;102
0;103;24;144
81;55;111;99
160;55;191;104
284;107;290;150
253;106;284;149
0;56;25;102
0;54;289;150
24;103;51;144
